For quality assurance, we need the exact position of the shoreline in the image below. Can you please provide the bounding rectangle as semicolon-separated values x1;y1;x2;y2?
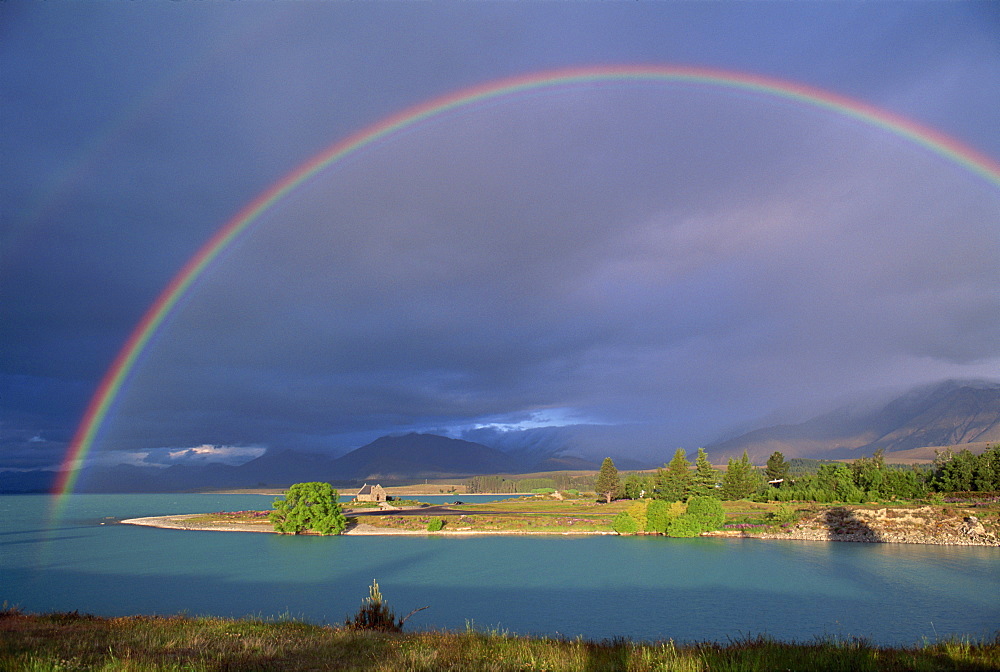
118;515;615;536
118;512;999;545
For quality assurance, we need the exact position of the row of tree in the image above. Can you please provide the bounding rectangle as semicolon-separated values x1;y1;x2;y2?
596;444;999;505
932;445;1000;492
596;449;765;503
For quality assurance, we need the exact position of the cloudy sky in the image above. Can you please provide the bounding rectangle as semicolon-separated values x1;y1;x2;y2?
2;2;998;472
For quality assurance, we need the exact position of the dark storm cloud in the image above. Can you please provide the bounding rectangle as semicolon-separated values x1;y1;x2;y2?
1;2;997;469
98;87;999;456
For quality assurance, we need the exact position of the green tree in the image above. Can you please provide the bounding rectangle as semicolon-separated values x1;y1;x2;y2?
269;482;348;535
815;463;863;502
623;472;654;499
595;457;621;503
933;449;979;492
764;451;790;483
850;449;886;495
973;445;1000;491
692;447;720;496
721;451;762;500
882;467;929;500
655;448;692;502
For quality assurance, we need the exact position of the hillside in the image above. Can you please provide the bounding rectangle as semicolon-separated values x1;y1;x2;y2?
707;380;1000;462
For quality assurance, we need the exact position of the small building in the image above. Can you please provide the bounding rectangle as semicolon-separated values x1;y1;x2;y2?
355;483;387;502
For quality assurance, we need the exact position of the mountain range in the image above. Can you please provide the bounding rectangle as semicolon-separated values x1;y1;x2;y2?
2;379;997;493
705;380;1000;462
0;433;568;494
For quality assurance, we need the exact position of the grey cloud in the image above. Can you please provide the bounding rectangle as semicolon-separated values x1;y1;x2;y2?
2;2;997;470
94;87;999;455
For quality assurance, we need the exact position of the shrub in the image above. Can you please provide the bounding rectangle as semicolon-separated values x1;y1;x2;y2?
666;514;703;537
626;501;649;531
611;511;639;534
645;500;672;533
426;517;444;532
685;496;726;532
344;580;428;632
767;504;798;526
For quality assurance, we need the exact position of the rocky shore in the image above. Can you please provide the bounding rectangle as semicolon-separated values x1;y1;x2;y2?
704;505;1000;547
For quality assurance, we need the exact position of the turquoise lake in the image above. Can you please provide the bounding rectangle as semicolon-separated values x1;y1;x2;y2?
3;494;998;645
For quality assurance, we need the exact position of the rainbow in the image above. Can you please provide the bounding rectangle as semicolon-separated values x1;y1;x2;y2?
53;64;1000;501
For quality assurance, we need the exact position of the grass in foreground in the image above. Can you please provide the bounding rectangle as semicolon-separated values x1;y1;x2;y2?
2;609;998;672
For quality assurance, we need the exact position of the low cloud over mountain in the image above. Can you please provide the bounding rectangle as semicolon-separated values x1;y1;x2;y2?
3;380;997;493
705;380;1000;463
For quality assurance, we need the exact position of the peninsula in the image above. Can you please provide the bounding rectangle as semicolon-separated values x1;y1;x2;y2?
120;495;999;546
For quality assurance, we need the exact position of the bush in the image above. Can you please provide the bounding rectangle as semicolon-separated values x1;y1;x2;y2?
666;514;703;537
344;580;428;632
645;500;672;533
767;504;798;526
611;511;639;534
626;501;648;531
426;517;444;532
685;496;726;532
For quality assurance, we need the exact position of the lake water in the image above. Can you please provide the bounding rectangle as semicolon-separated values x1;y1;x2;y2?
3;494;998;645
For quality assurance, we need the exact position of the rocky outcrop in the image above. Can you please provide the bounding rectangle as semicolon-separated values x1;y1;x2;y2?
705;505;999;546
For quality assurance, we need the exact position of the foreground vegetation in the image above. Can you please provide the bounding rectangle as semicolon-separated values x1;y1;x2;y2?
3;607;998;672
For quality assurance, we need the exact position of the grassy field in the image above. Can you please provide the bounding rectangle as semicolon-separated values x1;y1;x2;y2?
3;609;998;672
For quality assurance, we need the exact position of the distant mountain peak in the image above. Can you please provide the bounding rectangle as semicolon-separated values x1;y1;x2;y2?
330;432;518;480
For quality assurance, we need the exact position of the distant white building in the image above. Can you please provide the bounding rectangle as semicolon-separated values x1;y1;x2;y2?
355;483;387;502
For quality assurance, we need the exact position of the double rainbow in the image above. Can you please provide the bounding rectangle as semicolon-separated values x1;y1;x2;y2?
53;64;1000;501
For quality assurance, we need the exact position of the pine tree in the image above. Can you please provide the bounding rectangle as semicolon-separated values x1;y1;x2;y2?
721;451;762;501
692;447;720;496
655;448;692;502
595;457;621;504
764;451;790;483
